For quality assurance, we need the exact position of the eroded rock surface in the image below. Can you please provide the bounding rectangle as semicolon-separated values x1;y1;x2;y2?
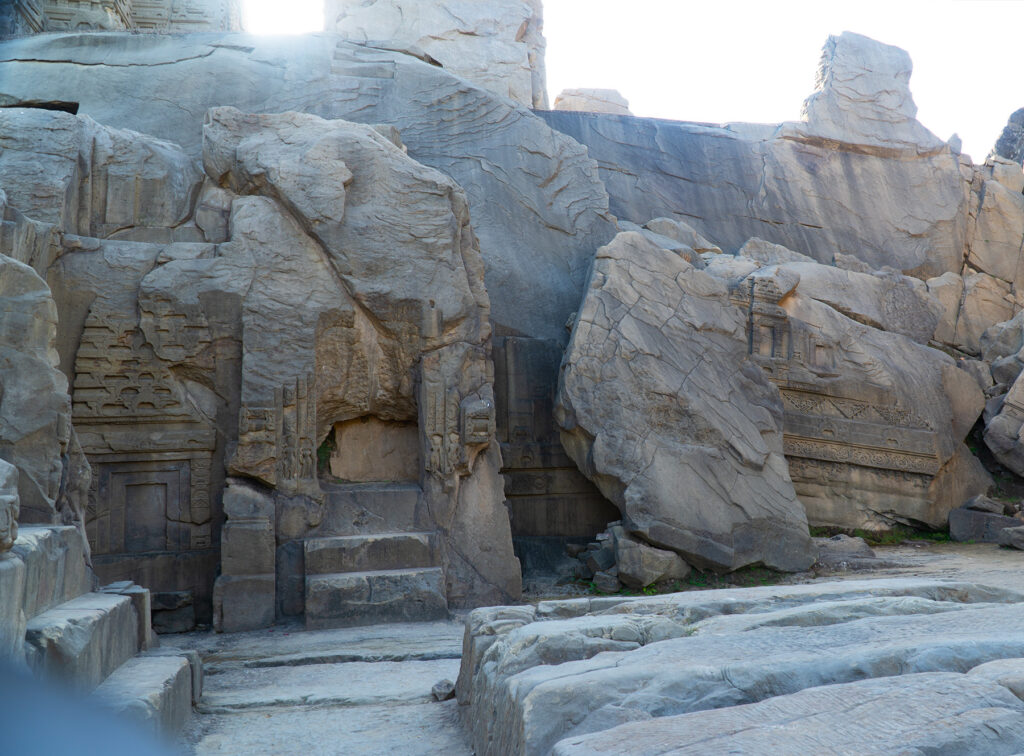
458;579;1024;756
328;0;547;108
0;32;613;342
551;672;1024;756
555;231;815;572
554;89;632;116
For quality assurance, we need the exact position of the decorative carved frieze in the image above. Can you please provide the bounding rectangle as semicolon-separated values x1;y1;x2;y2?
73;305;217;558
39;0;132;31
733;275;943;489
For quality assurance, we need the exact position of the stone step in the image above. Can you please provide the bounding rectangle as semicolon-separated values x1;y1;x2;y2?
304;532;438;575
9;525;92;621
305;568;448;630
24;591;139;690
91;653;194;736
317;482;424;536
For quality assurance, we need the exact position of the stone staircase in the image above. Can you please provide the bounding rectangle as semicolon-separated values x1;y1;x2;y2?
1;525;201;736
303;483;448;630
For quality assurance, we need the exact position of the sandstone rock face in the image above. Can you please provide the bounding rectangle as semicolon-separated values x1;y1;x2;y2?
0;252;78;526
27;102;521;624
554;89;632;116
798;32;944;155
555;231;815;572
734;264;988;531
0;32;613;343
328;0;548;108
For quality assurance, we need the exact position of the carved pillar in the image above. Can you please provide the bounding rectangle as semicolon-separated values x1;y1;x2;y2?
212;480;275;633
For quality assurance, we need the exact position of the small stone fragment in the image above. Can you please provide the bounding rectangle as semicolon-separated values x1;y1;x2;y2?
432;679;456;702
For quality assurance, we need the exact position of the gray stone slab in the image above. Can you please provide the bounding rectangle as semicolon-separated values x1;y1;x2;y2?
190;699;471;756
305;568;448;630
198;658;460;713
550;672;1024;756
92;654;192;736
950;507;1022;543
462;580;1024;755
304;532;437;575
24;592;138;690
162;619;464;669
11;525;92;620
212;574;274;634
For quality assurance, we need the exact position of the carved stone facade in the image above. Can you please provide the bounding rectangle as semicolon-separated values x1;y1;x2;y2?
731;277;950;528
0;1;45;35
5;0;241;33
494;337;620;541
74;304;217;626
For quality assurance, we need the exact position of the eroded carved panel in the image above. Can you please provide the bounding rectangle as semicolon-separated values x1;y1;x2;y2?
733;276;944;501
234;374;317;494
74;305;216;559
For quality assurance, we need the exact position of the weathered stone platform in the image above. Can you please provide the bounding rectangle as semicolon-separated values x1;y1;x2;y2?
459;577;1024;755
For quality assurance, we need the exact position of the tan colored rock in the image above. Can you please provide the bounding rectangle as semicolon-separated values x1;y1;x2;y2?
927;271;964;346
328;0;548;108
0;32;615;344
538;33;969;280
614;533;690;589
0;107;202;242
984;155;1024;195
329;418;420;483
956;272;1023;355
797;31;946;155
967;180;1024;285
143;107;520;611
646;218;722;255
739;237;815;265
554;89;632;116
555;231;815;573
776;261;942;344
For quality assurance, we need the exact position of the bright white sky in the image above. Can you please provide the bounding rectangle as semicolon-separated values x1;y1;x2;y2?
243;0;1024;161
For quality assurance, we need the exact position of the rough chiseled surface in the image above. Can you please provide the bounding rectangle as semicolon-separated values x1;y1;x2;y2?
555;231;815;572
458;578;1024;756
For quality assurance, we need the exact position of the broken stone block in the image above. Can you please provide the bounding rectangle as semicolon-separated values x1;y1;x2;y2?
963;495;1014;516
556;232;815;572
999;526;1024;551
592;570;622;594
949;507;1022;543
615;535;691;589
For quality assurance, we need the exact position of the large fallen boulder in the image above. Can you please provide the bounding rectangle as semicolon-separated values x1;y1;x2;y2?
698;241;990;531
555;231;815;572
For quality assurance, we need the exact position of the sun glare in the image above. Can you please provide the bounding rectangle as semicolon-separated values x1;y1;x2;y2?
243;0;324;35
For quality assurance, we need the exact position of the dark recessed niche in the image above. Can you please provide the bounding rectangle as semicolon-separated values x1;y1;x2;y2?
1;100;79;114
